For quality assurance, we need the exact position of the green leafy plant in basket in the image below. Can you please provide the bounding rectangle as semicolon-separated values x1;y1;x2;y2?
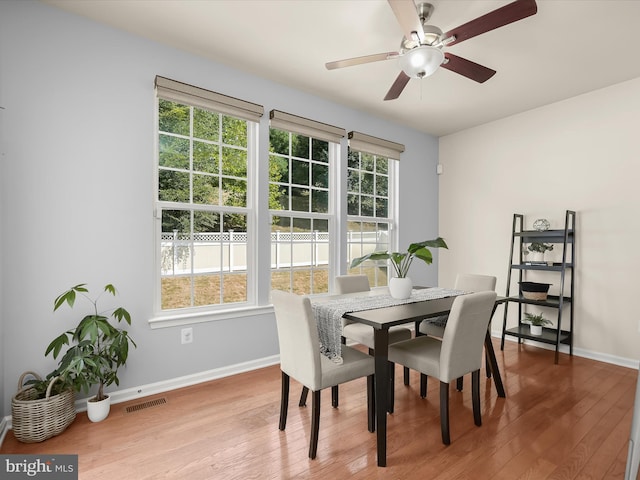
23;370;69;399
350;237;448;278
45;283;136;402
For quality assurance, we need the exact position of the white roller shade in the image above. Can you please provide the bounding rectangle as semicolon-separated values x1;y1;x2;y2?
155;76;264;122
269;110;345;143
348;131;405;160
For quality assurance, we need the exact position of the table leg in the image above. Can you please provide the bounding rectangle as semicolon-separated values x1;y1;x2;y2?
373;328;389;467
487;303;506;398
484;331;506;398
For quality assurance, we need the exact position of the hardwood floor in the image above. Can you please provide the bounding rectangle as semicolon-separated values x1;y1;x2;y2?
2;339;637;479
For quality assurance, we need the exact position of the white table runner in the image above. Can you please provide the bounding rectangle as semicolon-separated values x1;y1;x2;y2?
311;287;465;364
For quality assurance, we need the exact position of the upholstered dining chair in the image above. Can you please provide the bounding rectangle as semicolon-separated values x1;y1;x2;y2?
299;274;411;412
271;290;375;459
389;291;497;445
339;275;412;409
417;273;497;395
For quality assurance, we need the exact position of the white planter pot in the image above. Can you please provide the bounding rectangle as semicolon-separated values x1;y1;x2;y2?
87;395;111;422
530;324;543;336
529;252;544;262
389;277;413;300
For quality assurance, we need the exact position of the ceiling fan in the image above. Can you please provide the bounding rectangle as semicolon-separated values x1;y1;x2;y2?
325;0;538;100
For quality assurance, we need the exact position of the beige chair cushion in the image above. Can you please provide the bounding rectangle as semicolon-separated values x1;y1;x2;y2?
390;291;497;383
419;274;497;337
335;274;370;295
343;323;412;349
271;290;375;392
336;274;412;348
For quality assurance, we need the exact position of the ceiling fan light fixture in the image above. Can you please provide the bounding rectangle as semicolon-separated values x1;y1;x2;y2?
398;45;444;79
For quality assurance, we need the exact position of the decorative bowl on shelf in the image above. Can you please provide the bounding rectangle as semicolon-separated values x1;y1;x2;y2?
533;218;550;231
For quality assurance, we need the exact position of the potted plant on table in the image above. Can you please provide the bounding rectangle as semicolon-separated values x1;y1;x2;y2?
524;312;552;336
350;237;448;299
46;283;136;422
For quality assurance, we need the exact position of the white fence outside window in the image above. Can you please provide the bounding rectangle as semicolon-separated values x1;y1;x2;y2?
160;231;387;276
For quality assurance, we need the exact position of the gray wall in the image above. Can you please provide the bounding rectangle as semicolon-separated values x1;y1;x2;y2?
0;0;440;416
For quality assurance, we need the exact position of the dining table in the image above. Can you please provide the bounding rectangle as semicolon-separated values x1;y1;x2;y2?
311;286;505;467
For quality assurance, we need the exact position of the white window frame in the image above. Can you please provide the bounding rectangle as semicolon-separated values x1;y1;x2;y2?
268;111;345;296
345;131;404;286
150;77;267;328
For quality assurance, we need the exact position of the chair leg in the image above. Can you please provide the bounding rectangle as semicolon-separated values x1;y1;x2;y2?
404;366;410;386
485;351;492;378
279;372;290;431
440;381;451;445
420;373;428;398
472;369;482;426
331;337;346;408
299;386;309;407
367;374;375;433
388;361;395;413
456;376;464;391
309;390;321;459
331;385;339;408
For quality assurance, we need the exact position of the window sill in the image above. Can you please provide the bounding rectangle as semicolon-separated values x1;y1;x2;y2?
148;304;274;329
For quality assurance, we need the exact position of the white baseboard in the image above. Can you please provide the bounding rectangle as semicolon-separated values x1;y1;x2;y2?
491;330;639;370
94;354;281;409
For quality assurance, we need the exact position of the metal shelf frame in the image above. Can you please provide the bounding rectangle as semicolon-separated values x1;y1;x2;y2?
500;210;576;364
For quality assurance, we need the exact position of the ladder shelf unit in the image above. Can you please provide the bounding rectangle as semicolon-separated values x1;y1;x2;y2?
500;210;576;364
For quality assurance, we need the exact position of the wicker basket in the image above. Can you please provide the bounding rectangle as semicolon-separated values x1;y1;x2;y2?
522;291;548;301
11;371;76;443
519;282;551;302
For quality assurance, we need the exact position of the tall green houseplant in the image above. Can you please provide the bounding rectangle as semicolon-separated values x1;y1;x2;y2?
46;284;136;402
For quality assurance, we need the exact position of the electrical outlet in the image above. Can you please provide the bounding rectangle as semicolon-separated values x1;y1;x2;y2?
181;327;193;344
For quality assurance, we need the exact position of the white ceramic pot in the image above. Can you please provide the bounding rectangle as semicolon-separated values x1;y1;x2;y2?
530;324;543;336
529;252;544;263
389;277;413;300
87;395;111;422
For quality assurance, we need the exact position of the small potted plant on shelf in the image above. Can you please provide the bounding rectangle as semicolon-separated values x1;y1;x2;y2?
524;312;552;336
525;242;553;263
46;283;136;422
350;237;448;299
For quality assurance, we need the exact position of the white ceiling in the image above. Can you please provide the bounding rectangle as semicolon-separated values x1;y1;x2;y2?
44;0;640;137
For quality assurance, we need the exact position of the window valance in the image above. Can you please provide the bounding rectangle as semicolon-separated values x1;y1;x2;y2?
269;110;345;143
155;76;264;122
348;131;405;160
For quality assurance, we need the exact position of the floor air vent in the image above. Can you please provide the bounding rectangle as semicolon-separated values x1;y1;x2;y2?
125;397;167;413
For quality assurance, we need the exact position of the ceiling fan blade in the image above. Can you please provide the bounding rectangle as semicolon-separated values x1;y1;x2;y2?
384;71;411;101
325;52;398;70
444;0;537;46
441;53;496;83
388;0;425;44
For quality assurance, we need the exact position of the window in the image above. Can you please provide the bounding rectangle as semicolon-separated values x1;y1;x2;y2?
346;132;404;287
152;79;405;323
268;110;344;295
155;77;262;313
